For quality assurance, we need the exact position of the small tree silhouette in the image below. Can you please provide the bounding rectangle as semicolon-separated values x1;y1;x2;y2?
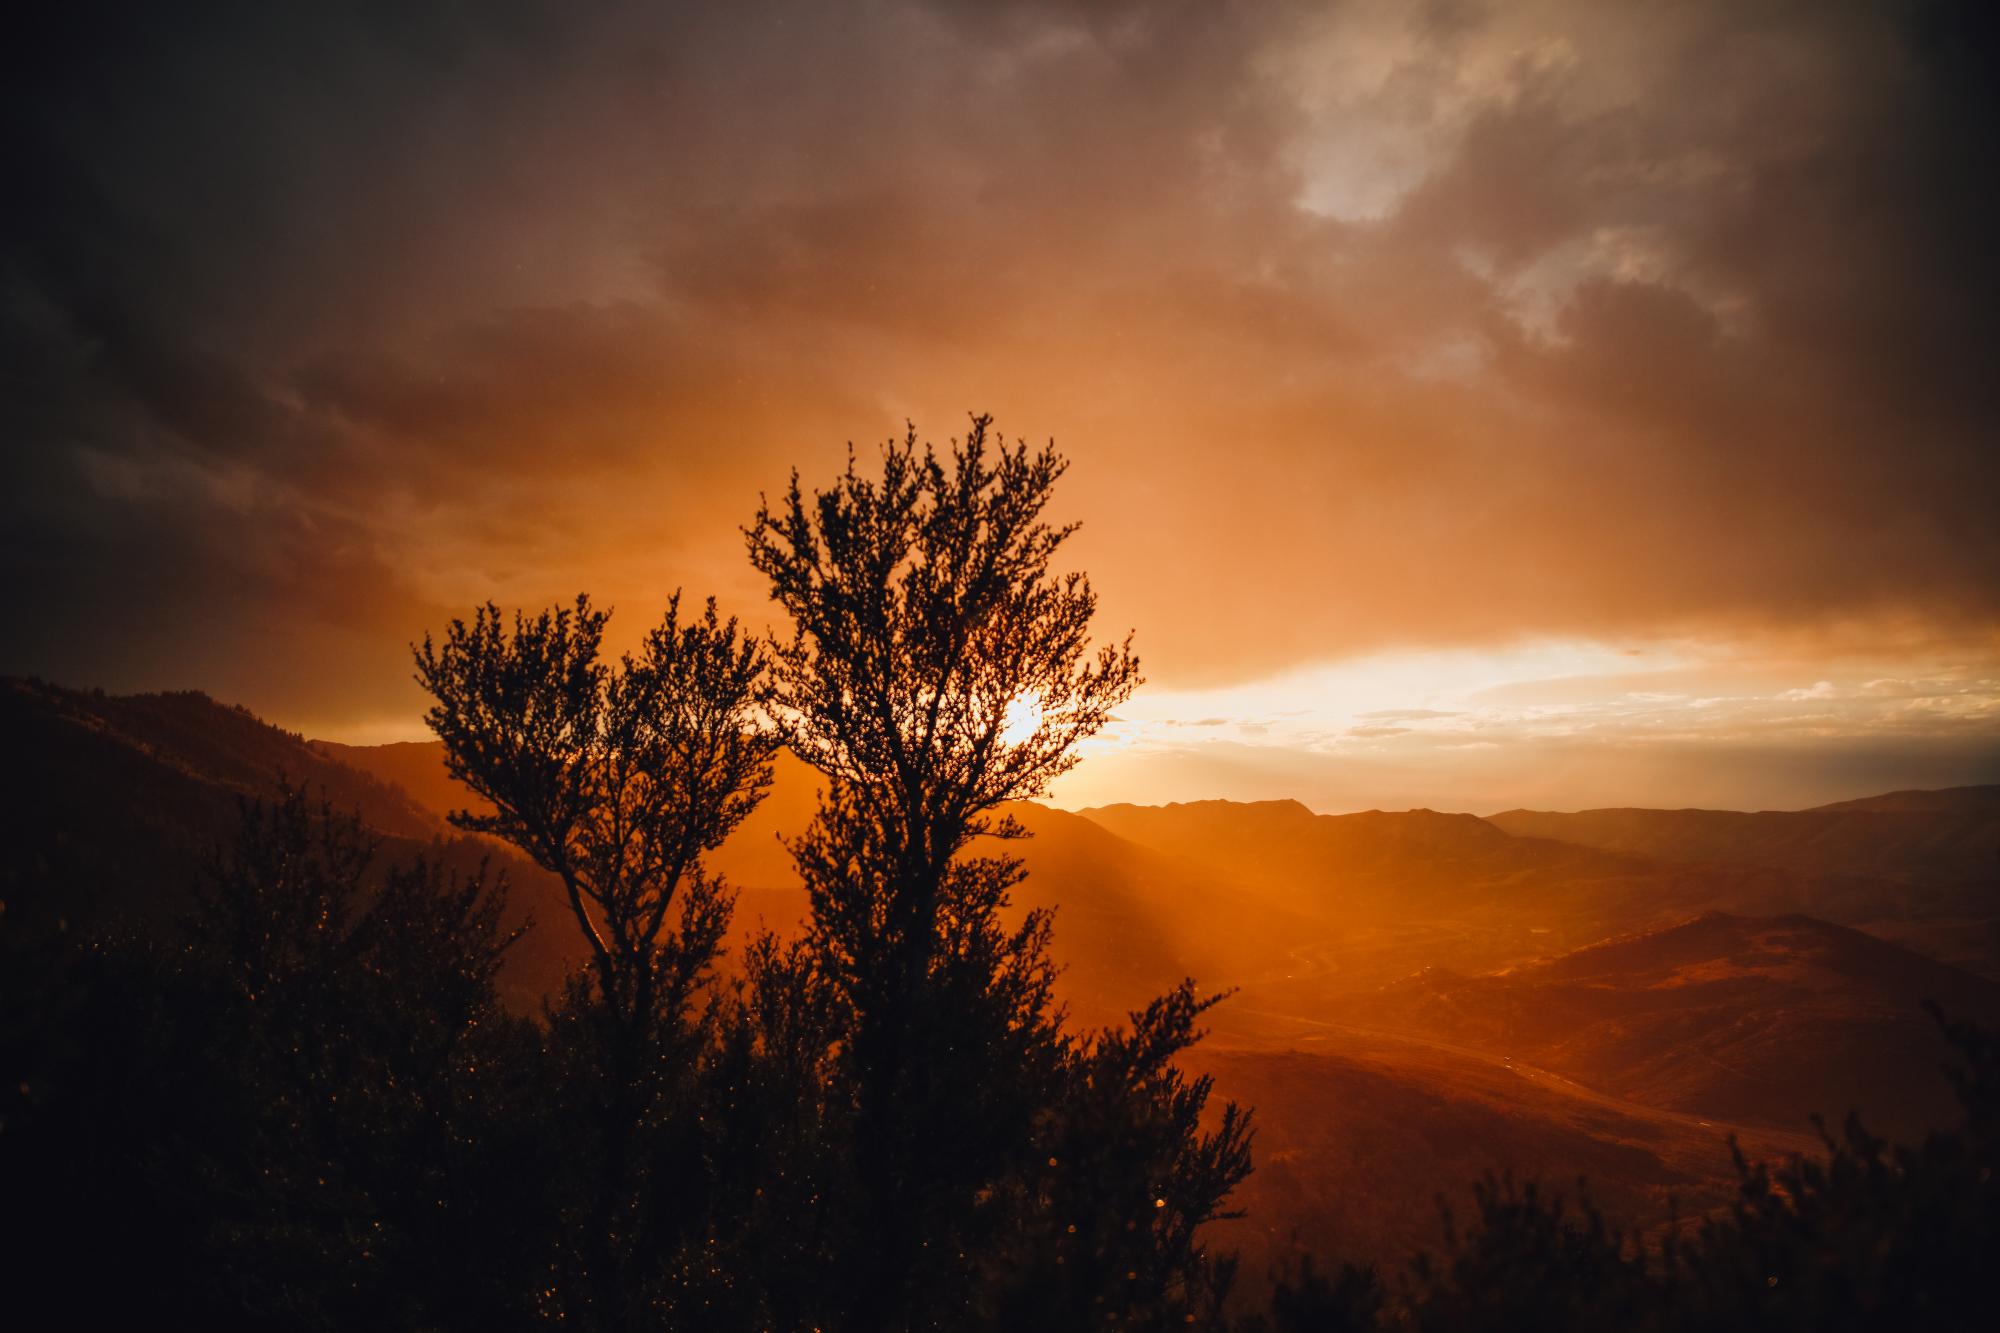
415;592;777;1328
176;785;529;1327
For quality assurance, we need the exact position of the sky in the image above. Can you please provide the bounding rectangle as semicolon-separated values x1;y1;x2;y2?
4;0;1997;813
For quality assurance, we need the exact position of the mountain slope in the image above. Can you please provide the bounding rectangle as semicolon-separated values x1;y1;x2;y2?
318;734;1316;1029
21;679;1994;1291
1812;785;2000;816
1079;799;1559;905
1193;1032;1818;1282
1341;911;2000;1138
1486;795;1999;910
2;678;574;1004
1078;797;1841;993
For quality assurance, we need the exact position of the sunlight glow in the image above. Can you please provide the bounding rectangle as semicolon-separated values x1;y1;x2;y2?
1000;693;1045;748
1046;637;2000;814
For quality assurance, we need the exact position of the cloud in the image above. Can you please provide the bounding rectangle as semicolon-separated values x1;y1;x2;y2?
2;0;1997;743
1357;708;1462;722
1054;640;2000;811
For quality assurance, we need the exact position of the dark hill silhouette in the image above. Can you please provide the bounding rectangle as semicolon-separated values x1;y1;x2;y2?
1485;794;2000;978
7;677;439;841
1486;795;1999;906
30;676;1989;1053
1811;783;2000;815
3;678;572;1005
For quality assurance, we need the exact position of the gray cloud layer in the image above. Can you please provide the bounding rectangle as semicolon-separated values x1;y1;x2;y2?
4;0;1996;733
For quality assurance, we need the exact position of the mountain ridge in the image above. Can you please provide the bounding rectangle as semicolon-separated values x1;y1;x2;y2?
13;676;1995;1282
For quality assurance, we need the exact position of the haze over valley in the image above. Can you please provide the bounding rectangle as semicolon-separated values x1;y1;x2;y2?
14;676;1994;1285
7;2;1998;1325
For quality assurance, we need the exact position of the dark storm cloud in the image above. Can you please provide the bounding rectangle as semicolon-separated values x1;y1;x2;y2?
3;0;1996;732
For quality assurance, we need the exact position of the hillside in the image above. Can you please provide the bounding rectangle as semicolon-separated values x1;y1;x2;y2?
7;677;442;843
1077;797;1858;993
1812;785;2000;816
317;734;1320;1030
19;679;1996;1298
1486;796;1999;912
1341;911;2000;1139
1079;799;1565;905
1087;794;2000;983
1193;1031;1818;1280
309;738;496;827
1193;907;2000;1284
2;678;575;1004
332;734;1658;1041
320;737;824;892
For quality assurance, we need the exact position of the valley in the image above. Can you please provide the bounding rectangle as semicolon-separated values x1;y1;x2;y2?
9;676;1996;1276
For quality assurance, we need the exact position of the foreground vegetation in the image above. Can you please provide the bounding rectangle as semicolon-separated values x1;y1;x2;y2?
5;423;1994;1330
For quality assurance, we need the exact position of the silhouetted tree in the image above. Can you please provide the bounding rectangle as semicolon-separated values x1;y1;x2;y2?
415;593;778;1328
1402;1177;1656;1333
181;787;539;1328
1;784;536;1330
14;424;2000;1332
747;417;1251;1328
690;932;854;1328
1241;1256;1383;1333
1657;1002;1998;1330
995;984;1256;1328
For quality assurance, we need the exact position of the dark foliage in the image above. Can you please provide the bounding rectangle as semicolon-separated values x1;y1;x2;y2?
10;420;1993;1332
415;591;779;1328
747;419;1253;1328
1253;1003;1999;1332
1244;1256;1385;1333
4;784;539;1330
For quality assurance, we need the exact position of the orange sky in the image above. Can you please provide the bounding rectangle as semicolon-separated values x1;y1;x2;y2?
4;0;1996;810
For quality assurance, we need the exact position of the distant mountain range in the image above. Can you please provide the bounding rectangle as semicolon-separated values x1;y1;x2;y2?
1488;791;1999;900
9;676;1997;1272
